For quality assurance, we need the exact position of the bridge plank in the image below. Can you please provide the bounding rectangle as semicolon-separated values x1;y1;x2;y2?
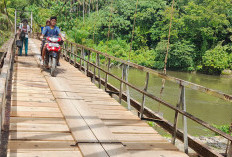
70;99;119;143
11;93;53;98
113;134;166;142
101;144;131;157
9;132;73;141
7;151;82;157
11;101;58;108
123;142;179;150
10;123;69;132
8;141;77;151
103;119;148;126
10;111;63;118
98;114;140;120
52;91;83;100
129;150;188;157
108;126;156;134
11;97;55;103
94;110;136;115
56;98;98;143
78;143;108;157
89;105;127;110
11;106;60;112
10;117;66;124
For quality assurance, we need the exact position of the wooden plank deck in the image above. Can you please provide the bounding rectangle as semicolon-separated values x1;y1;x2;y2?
8;54;82;157
6;39;189;156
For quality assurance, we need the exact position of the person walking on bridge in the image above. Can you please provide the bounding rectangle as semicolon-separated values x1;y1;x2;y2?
18;19;30;56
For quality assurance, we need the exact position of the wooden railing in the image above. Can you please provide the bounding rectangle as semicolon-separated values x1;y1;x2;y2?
32;33;232;157
0;36;16;144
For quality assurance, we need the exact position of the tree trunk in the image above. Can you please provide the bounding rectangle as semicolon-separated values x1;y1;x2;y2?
83;0;85;23
89;0;91;15
96;0;98;14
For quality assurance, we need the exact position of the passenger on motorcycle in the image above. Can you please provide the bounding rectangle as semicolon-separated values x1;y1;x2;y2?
40;16;65;66
40;20;50;56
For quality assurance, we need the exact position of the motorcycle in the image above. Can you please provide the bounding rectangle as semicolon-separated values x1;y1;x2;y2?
42;36;63;77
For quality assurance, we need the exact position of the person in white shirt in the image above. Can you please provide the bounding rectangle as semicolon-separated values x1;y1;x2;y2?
19;19;30;56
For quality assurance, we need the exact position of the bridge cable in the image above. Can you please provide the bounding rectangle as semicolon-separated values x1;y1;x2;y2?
158;0;175;113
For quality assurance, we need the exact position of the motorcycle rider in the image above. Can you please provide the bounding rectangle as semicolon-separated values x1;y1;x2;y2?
40;16;65;66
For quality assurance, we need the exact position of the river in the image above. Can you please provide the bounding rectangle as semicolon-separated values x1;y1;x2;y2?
104;67;232;136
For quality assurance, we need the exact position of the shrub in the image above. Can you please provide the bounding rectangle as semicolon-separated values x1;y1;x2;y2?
202;44;230;74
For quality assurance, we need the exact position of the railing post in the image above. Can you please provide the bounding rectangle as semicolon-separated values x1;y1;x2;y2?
69;43;73;64
139;72;149;118
65;42;68;61
97;53;101;88
226;124;232;156
92;53;96;83
83;49;87;75
105;58;111;91
172;85;188;154
125;64;131;110
79;47;83;71
119;64;125;104
181;86;188;154
87;50;90;76
172;85;183;145
74;46;77;67
228;141;232;157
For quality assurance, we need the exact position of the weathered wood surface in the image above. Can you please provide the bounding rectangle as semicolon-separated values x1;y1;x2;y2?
7;39;189;157
7;46;81;157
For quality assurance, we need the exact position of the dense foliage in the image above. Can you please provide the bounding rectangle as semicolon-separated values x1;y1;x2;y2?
1;0;232;74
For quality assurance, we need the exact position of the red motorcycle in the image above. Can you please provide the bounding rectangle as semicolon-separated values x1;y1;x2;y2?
44;36;63;76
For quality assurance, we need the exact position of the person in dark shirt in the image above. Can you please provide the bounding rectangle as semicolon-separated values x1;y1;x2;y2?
40;17;65;66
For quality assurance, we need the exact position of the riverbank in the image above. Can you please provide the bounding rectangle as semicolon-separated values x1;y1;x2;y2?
165;136;229;155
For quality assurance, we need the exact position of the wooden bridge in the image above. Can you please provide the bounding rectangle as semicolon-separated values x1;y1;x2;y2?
0;36;231;157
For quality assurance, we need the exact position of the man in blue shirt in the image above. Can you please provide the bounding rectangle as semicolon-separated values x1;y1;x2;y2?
40;16;65;66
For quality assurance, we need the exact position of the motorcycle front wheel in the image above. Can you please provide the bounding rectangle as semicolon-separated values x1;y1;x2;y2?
51;57;57;77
